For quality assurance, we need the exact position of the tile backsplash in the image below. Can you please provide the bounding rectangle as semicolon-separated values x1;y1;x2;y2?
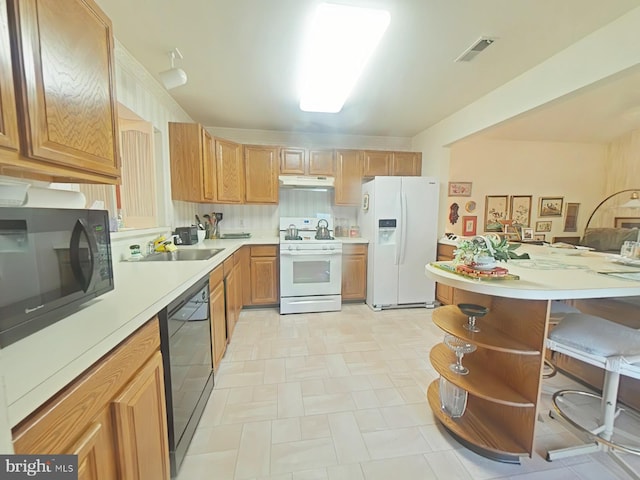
193;189;358;234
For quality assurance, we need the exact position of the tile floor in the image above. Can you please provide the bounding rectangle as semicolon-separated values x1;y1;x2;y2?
177;304;640;480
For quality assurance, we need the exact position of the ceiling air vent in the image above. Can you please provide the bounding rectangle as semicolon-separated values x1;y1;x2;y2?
455;36;497;62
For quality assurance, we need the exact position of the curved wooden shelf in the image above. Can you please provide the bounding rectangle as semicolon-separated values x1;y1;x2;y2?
427;380;528;460
430;344;534;407
433;305;539;355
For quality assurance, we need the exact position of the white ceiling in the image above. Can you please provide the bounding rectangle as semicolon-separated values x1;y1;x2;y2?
96;0;640;141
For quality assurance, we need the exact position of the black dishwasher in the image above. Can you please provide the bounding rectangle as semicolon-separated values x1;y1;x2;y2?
159;277;213;477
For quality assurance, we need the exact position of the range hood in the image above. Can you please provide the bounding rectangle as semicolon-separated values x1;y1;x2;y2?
279;175;334;189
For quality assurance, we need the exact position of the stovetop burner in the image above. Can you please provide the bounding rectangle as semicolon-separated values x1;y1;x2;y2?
285;235;302;241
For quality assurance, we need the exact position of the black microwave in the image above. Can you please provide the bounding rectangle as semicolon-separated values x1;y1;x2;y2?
0;208;114;348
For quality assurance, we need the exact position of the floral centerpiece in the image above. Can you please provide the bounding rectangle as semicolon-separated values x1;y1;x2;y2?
454;234;525;270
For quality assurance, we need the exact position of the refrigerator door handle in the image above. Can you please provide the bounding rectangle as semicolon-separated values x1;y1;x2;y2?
400;191;408;264
395;192;401;265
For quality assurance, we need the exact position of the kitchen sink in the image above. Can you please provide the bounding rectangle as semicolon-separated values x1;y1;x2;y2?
141;248;224;262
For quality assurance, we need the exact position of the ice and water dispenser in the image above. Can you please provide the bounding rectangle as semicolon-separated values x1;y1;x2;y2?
378;219;397;245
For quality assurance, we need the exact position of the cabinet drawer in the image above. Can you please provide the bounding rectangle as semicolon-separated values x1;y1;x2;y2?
251;245;277;257
342;244;367;255
223;256;234;276
209;265;223;286
437;243;456;259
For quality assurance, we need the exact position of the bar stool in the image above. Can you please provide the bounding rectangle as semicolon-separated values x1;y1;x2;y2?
543;301;581;379
545;313;640;479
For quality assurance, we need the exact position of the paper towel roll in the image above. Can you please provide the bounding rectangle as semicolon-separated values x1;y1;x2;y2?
23;187;87;209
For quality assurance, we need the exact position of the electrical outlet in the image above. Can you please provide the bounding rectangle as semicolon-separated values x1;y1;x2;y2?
239;218;245;228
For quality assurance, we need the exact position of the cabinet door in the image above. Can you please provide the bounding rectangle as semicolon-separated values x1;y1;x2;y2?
363;151;391;177
435;243;455;305
233;260;243;321
202;128;217;201
391;152;422;176
224;266;237;341
239;246;251;307
0;0;19;153
69;410;117;480
215;138;244;203
250;255;279;304
244;144;279;204
280;147;305;174
112;351;170;480
334;149;362;206
209;278;226;371
10;0;120;180
342;246;367;301
308;149;334;175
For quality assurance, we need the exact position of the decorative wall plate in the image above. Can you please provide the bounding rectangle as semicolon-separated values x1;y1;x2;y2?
465;201;476;213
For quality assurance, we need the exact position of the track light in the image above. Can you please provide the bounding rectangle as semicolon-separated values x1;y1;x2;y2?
159;48;187;90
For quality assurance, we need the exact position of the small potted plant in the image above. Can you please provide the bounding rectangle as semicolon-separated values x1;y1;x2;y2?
454;234;524;270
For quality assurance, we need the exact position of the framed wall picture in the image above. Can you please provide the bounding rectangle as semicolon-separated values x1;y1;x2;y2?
521;227;534;240
484;195;509;232
448;182;472;197
614;217;640;229
510;195;532;227
536;220;552;232
563;202;580;232
533;234;546;241
462;216;477;236
539;197;564;217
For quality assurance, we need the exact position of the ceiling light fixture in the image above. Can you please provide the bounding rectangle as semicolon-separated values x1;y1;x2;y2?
299;3;390;113
159;48;187;90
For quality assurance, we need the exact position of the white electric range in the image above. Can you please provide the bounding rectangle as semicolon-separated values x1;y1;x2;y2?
279;217;342;314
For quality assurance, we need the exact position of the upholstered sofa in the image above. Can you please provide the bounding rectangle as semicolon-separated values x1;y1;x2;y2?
581;227;639;253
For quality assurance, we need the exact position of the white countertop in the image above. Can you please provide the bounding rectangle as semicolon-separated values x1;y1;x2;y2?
426;244;640;300
0;236;278;430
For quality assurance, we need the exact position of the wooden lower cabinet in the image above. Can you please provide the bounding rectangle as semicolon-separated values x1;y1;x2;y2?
435;243;455;305
209;265;226;371
112;352;169;480
12;318;170;480
70;409;117;480
240;245;279;307
342;244;367;301
223;256;239;341
250;246;279;305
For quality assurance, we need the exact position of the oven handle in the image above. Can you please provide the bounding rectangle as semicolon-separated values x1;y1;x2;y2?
280;251;341;256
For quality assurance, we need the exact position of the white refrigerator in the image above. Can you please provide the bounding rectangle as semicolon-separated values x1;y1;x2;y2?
358;176;439;310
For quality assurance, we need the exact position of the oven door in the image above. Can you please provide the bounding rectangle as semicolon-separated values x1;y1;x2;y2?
280;249;342;297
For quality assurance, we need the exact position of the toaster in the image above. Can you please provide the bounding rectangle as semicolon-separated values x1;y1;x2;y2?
174;226;199;245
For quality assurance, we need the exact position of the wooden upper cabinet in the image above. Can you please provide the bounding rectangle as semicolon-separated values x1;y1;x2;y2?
280;147;305;174
308;149;334;175
169;122;216;202
5;0;120;183
363;150;391;177
0;0;19;153
334;149;362;206
215;138;244;203
202;129;217;201
280;147;334;176
244;144;279;204
392;151;422;176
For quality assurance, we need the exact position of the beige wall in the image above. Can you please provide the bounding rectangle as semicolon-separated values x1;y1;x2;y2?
447;139;607;240
412;7;640;237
